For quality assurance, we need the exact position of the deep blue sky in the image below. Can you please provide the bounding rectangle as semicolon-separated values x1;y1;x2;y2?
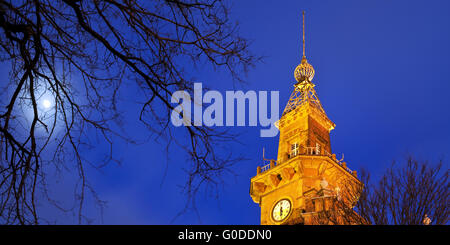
39;0;450;224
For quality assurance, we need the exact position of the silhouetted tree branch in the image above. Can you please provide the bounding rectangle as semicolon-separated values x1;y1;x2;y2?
0;0;257;224
356;156;448;225
311;156;448;225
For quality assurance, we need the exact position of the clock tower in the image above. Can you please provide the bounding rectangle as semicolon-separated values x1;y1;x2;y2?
250;12;363;225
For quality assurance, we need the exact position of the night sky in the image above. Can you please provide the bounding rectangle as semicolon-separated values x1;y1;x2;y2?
37;0;450;224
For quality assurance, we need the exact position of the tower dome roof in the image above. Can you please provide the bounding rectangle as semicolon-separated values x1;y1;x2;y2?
294;56;315;82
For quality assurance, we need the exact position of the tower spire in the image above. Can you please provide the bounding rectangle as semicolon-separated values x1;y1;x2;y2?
294;11;315;83
302;11;305;58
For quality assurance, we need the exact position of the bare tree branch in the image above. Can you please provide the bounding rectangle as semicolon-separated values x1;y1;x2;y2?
0;0;258;224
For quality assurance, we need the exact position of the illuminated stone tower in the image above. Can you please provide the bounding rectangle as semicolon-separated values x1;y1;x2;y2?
250;12;363;225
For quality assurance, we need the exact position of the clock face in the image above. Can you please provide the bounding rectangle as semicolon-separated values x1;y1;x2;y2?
272;199;292;222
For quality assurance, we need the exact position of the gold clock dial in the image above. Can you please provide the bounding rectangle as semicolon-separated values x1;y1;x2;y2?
272;199;291;222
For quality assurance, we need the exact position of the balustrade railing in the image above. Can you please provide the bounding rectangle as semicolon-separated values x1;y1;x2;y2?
260;163;271;173
257;147;356;177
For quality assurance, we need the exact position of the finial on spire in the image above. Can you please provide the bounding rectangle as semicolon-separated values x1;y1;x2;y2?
294;11;315;83
302;11;305;58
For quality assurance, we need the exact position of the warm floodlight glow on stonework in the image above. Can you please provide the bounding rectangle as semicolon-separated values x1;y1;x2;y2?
42;99;52;109
250;11;363;225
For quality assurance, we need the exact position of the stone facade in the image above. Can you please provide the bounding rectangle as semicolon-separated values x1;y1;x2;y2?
250;83;362;225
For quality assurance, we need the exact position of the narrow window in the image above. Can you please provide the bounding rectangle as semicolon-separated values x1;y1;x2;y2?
291;143;299;157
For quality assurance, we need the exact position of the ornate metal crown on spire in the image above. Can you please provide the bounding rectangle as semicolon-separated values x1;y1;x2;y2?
294;11;315;83
283;11;325;117
282;81;325;116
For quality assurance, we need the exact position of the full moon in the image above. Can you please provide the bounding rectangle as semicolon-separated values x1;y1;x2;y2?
42;99;52;109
